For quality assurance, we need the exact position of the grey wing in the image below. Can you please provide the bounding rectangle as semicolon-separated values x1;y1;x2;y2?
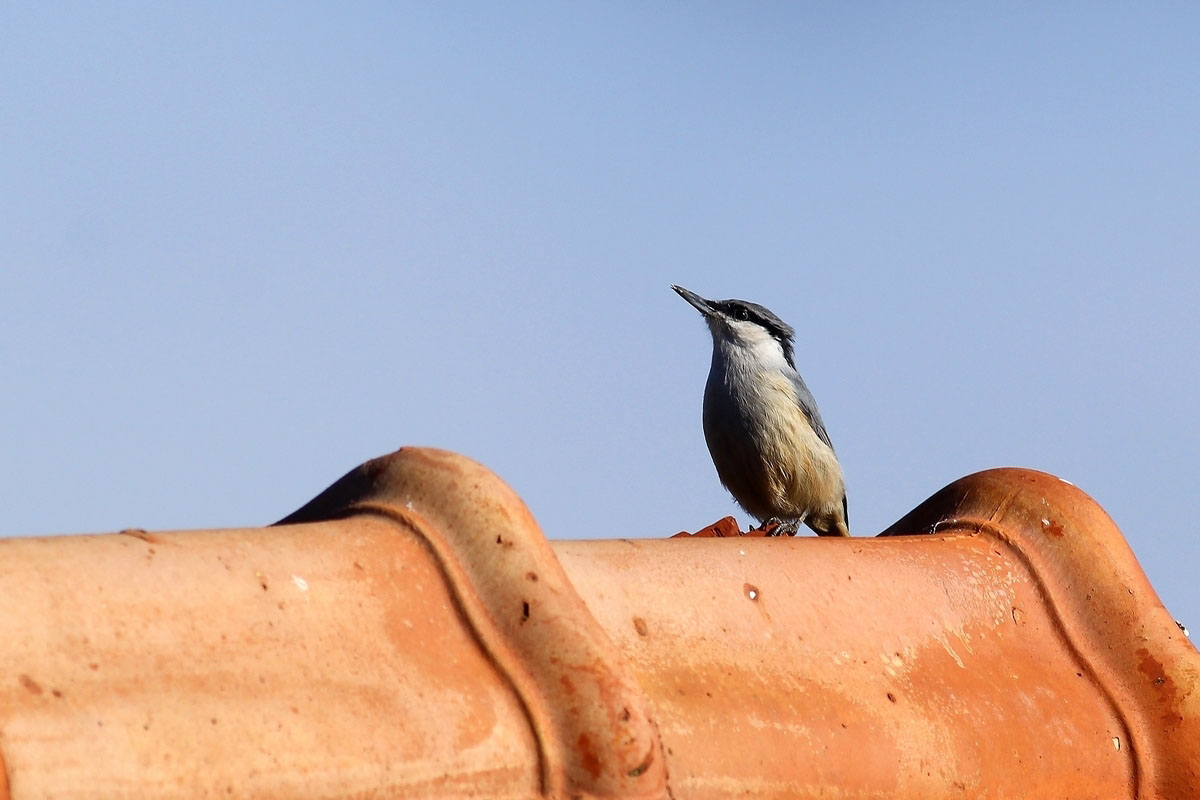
787;369;836;452
790;367;849;529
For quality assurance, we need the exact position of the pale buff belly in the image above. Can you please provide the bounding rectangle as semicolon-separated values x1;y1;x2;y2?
704;373;844;523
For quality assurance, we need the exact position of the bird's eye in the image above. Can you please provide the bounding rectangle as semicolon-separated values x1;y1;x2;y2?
734;307;749;321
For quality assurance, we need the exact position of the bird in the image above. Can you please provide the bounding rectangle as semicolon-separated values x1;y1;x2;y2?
671;284;849;537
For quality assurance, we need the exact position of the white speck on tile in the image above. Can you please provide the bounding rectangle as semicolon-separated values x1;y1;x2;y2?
936;632;966;669
292;575;309;592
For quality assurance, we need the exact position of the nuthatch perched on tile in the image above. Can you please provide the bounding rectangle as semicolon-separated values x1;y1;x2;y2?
672;285;849;537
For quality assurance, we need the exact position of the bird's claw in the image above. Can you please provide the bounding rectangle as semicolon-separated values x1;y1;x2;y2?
761;518;800;537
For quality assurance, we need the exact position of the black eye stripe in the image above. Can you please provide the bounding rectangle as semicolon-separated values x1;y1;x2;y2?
716;298;794;345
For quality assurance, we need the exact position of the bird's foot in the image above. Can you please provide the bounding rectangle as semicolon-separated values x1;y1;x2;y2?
760;518;800;537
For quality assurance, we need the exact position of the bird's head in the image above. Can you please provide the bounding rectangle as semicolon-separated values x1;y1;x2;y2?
671;284;796;369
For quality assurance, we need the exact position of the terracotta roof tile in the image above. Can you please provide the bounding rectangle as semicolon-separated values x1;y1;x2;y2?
0;447;1194;798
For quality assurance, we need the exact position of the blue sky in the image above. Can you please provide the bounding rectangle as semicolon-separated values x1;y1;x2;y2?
2;4;1197;623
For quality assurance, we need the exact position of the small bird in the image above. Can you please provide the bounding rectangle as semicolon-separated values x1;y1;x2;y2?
672;285;849;537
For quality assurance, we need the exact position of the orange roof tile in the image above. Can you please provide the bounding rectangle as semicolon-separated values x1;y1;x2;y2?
0;447;1194;798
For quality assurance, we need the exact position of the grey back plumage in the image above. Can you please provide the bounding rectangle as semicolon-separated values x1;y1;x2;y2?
783;359;846;528
786;368;835;453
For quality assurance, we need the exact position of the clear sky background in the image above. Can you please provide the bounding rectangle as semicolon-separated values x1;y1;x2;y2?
2;5;1197;624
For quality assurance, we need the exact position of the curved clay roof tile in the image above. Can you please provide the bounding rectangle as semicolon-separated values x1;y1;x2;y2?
0;447;1194;798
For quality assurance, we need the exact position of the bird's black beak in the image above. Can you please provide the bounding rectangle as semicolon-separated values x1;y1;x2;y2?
671;284;716;317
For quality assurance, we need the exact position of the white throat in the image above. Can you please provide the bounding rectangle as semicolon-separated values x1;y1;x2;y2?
709;319;791;375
